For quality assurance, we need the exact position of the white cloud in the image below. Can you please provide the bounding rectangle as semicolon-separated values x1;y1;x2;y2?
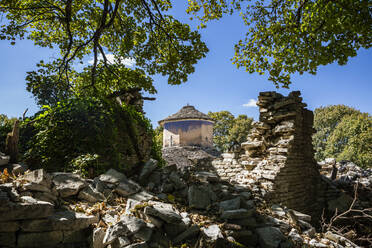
88;53;135;67
242;99;257;108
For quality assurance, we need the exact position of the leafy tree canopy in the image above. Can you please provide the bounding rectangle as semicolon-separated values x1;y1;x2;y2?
313;105;361;161
326;113;371;168
187;0;372;87
208;111;253;152
313;105;371;168
0;0;208;104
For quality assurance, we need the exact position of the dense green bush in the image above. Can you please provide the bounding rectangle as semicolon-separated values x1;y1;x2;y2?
313;105;372;168
22;97;154;175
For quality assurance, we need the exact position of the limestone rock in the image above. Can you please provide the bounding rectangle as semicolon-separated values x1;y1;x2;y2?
92;227;106;248
144;203;182;224
115;179;141;197
21;169;52;188
52;172;87;198
188;184;214;209
98;168;127;185
194;171;219;182
78;184;105;203
256;227;285;248
139;159;158;183
202;224;223;241
129;190;155;201
220;209;255;220
0;197;54;221
219;197;240;212
169;171;186;189
20;210;98;232
120;215;146;234
103;222;129;245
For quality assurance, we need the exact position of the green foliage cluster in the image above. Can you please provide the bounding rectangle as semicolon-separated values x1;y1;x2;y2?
0;114;18;152
187;0;372;87
313;105;372;168
153;125;164;147
208;111;253;152
0;0;208;99
21;97;154;175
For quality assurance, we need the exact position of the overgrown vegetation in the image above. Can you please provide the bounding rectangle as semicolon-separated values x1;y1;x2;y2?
207;111;253;152
19;97;153;175
313;105;372;168
0;0;208;174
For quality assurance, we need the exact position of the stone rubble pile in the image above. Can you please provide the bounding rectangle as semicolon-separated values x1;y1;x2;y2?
1;159;361;248
161;146;219;171
319;158;372;188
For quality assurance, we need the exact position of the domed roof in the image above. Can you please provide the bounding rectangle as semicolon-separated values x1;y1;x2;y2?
158;105;214;125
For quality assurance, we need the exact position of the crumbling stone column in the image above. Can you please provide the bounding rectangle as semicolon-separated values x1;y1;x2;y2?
241;91;324;217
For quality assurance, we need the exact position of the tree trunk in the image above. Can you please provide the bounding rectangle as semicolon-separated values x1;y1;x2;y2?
5;120;19;163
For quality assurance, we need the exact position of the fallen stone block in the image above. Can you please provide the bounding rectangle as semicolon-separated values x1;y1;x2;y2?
0;197;54;221
220;209;255;220
21;169;51;188
98;169;127;185
188;184;214;210
256;227;285;248
219;197;240;212
52;172;87;198
20;210;98;232
115;179;141;197
78;184;105;203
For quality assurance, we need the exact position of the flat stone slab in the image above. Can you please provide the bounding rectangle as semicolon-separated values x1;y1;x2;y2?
144;201;182;224
21;169;52;188
52;172;87;198
220;209;255;220
20;210;98;232
115;179;141;197
98;169;127;185
0;197;54;221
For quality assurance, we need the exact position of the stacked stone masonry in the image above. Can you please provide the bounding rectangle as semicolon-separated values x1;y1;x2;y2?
209;91;341;219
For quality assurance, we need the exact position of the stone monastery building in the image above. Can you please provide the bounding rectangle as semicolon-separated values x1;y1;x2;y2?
158;105;214;148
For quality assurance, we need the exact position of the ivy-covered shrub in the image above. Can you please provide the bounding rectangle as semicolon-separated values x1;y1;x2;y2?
22;97;154;175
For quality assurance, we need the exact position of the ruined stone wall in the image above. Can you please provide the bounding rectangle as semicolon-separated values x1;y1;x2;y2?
239;91;327;217
211;153;244;183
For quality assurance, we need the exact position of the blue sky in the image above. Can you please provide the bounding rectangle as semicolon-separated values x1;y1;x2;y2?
1;2;371;127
